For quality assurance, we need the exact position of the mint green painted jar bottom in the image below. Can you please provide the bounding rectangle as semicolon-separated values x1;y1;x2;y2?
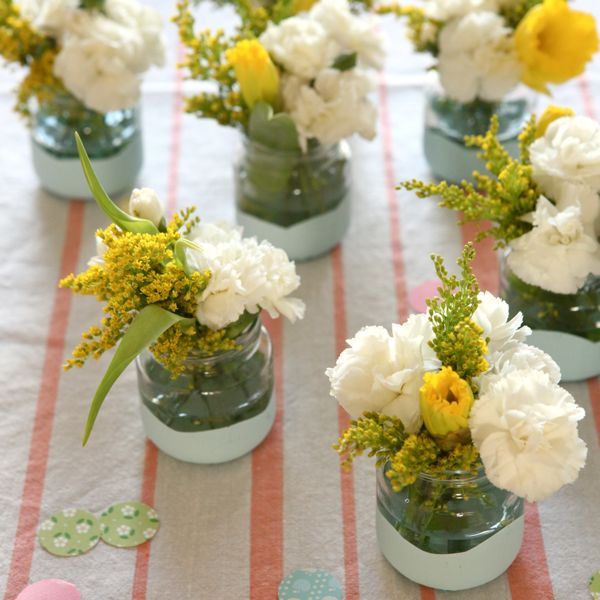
31;134;143;200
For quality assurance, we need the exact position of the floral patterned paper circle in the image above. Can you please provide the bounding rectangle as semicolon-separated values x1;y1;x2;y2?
590;570;600;599
38;509;100;557
99;502;160;548
278;569;343;600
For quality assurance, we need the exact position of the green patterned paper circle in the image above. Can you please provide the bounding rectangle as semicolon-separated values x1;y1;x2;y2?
38;509;101;557
99;502;160;548
590;570;600;599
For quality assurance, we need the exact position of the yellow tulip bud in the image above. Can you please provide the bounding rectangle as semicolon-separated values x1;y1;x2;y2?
535;105;575;138
225;40;280;110
515;0;598;94
419;367;474;439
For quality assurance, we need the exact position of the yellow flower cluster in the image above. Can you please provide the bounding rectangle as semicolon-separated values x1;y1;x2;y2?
0;0;64;120
60;209;238;377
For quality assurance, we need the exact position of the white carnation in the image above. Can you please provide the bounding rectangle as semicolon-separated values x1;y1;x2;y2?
18;0;78;34
185;223;305;330
129;188;164;226
260;18;338;80
282;69;377;147
426;0;498;20
530;116;600;190
507;196;600;294
470;369;587;501
309;0;385;70
472;291;530;355
326;314;438;433
477;343;561;394
88;236;108;266
437;12;521;102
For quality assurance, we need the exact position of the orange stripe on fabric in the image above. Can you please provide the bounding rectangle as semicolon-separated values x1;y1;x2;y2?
507;503;554;599
250;314;284;599
587;378;600;446
331;246;360;600
420;587;436;600
377;72;409;322
460;221;499;295
3;201;86;600
131;441;159;600
131;50;185;600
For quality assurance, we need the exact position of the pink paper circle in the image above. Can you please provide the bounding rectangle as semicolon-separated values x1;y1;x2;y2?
16;579;81;600
409;280;441;314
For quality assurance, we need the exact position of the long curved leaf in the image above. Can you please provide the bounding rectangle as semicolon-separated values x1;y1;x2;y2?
83;305;195;445
173;237;202;272
75;133;158;234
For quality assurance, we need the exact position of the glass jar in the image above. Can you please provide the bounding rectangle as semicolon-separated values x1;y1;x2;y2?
499;252;600;381
234;137;352;261
424;77;535;183
31;92;143;199
376;465;525;591
135;317;275;464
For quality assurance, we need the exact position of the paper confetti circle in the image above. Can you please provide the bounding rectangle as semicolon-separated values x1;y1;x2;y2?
99;501;160;548
16;579;81;600
590;570;600;599
38;509;101;557
278;569;343;600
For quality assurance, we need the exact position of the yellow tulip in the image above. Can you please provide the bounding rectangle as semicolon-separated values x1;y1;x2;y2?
225;40;280;110
536;105;575;138
419;367;474;438
515;0;598;94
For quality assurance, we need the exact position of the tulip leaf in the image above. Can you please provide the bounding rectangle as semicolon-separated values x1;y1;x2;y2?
82;305;195;445
75;132;158;234
332;52;357;72
173;237;202;272
248;102;301;152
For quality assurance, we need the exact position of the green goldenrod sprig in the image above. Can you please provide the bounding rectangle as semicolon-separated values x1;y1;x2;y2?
335;412;407;469
500;0;543;29
399;115;540;246
426;244;489;381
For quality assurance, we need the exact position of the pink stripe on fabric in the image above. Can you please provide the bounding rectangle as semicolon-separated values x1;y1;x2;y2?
3;201;86;600
507;503;554;599
377;73;409;322
250;314;284;599
331;245;360;600
131;441;159;600
420;587;436;600
579;77;597;120
588;378;600;446
131;52;185;600
460;221;499;295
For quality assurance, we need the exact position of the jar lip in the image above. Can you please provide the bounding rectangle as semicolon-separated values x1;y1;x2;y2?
416;467;486;484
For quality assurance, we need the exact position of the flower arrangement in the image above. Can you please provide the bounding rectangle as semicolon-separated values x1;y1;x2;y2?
175;0;383;147
327;244;587;503
61;137;305;444
0;0;165;118
400;107;600;343
174;0;384;242
380;0;598;106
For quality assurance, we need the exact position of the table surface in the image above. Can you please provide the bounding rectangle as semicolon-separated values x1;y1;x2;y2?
1;2;599;599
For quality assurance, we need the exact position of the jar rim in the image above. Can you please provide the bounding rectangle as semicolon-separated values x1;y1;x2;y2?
241;134;347;157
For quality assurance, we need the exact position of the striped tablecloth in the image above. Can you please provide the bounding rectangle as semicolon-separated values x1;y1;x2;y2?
0;2;599;599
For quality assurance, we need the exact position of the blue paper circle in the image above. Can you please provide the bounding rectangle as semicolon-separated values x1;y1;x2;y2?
278;569;343;600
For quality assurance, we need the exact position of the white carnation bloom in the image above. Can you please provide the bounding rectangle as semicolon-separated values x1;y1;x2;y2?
477;343;561;394
470;369;587;502
530;116;600;190
185;223;305;330
507;196;600;294
18;0;78;34
309;0;385;70
260;18;338;80
129;188;164;226
326;315;438;433
282;69;377;147
437;12;521;102
426;0;498;20
472;291;530;355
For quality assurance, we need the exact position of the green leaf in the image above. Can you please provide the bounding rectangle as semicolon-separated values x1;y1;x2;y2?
223;311;257;339
173;238;202;273
332;52;357;71
82;305;195;445
75;133;158;235
247;102;301;152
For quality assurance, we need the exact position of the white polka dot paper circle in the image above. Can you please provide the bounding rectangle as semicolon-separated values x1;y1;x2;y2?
38;509;101;557
99;501;160;548
278;569;343;600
